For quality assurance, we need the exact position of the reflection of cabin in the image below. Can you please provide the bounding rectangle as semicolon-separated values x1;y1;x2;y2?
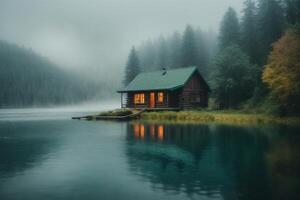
132;123;164;141
118;66;210;109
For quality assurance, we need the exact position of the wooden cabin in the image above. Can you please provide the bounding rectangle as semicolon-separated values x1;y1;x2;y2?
118;66;210;109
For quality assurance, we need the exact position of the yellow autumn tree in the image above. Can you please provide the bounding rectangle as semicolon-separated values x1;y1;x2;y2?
262;28;300;113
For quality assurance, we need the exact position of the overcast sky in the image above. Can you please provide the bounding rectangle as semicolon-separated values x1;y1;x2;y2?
0;0;243;83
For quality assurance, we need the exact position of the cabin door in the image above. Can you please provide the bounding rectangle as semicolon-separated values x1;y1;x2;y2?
149;92;155;108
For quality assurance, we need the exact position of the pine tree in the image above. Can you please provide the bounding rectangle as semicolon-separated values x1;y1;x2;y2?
135;25;216;73
211;45;255;108
0;40;100;106
181;25;198;67
257;0;285;64
241;0;259;64
156;36;168;69
195;28;209;76
167;31;182;69
203;29;218;76
219;7;240;50
138;40;156;72
285;0;300;25
123;47;140;86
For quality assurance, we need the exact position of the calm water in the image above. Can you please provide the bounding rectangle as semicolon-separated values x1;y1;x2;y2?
0;109;300;200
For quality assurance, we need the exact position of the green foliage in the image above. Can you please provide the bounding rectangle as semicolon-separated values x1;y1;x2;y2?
0;40;99;107
219;7;240;49
257;0;285;64
123;46;140;86
285;0;300;25
194;28;210;76
134;25;213;74
122;0;300;116
167;31;182;69
141;110;300;125
138;40;157;71
241;0;259;64
98;109;133;116
181;25;198;67
156;36;168;69
211;45;255;108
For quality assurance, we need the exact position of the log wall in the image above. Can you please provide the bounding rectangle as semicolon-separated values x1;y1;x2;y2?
124;72;209;109
179;73;208;108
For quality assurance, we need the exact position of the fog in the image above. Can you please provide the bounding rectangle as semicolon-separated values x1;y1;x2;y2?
0;0;243;83
0;101;119;121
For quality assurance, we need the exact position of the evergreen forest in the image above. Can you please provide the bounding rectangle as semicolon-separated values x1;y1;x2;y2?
123;0;300;115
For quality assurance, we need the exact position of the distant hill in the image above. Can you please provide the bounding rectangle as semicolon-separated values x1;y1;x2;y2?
0;40;100;107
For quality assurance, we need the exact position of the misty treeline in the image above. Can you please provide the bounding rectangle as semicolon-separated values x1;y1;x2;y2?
124;0;300;115
0;40;105;107
123;26;217;85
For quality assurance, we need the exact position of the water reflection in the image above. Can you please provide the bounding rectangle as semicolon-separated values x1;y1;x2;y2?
0;116;299;200
0;121;61;178
133;124;164;141
126;123;227;198
266;134;300;200
125;123;300;200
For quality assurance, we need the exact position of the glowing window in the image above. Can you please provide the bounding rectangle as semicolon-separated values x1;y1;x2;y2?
157;92;164;103
134;93;145;104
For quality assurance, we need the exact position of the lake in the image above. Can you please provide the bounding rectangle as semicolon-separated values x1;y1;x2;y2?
0;108;300;200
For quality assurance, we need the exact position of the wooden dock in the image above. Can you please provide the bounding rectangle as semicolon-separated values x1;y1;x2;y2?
72;107;182;121
95;109;145;120
72;109;145;121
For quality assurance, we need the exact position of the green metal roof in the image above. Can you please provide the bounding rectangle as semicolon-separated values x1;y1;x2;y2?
118;66;208;92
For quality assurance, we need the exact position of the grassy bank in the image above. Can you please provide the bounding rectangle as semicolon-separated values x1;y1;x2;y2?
140;110;300;125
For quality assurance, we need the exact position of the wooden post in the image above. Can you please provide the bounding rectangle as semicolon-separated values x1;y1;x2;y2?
121;93;123;108
166;91;169;107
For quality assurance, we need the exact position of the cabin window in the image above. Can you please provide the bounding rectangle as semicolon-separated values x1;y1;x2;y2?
157;92;164;103
134;93;145;104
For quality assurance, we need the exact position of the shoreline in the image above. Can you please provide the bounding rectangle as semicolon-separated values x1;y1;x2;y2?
139;110;300;125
